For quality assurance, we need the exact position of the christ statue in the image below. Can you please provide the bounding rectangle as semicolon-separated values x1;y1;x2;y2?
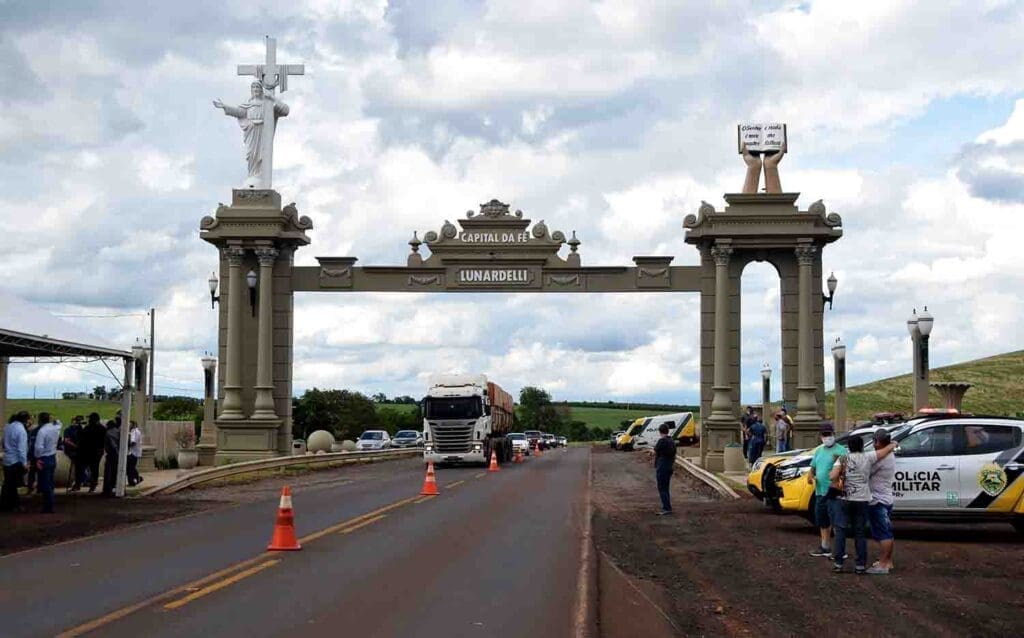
213;82;290;189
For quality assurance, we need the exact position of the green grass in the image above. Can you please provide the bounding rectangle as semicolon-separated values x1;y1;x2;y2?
567;406;693;431
826;350;1024;422
6;398;122;425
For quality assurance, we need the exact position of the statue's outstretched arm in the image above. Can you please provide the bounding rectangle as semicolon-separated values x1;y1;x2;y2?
763;141;786;193
741;144;762;194
213;99;245;119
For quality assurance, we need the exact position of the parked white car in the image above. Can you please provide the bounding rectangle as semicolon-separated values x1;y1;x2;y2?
355;430;392;451
509;432;530;456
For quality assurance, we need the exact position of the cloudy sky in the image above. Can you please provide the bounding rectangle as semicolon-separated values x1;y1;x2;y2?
3;0;1023;405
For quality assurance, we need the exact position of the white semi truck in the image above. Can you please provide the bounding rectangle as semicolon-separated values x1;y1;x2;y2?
422;374;514;466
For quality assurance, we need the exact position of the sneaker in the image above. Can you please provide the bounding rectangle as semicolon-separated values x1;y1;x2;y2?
657;510;672;516
866;565;891;575
855;566;867;575
832;564;843;573
828;552;849;561
809;546;831;557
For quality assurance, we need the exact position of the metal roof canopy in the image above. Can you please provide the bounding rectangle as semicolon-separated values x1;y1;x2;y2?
0;292;131;360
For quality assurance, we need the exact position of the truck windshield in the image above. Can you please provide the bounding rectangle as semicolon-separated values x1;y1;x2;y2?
425;397;482;420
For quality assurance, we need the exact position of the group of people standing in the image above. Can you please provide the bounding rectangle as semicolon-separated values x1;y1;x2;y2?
742;406;794;465
1;411;144;513
808;423;897;575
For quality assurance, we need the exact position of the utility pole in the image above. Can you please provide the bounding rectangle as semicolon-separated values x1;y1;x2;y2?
149;307;155;417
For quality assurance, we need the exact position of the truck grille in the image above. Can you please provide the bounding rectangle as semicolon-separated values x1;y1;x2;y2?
430;422;474;453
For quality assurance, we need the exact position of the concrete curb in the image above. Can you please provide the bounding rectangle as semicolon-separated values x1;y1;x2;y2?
143;449;421;496
574;447;597;638
674;456;741;500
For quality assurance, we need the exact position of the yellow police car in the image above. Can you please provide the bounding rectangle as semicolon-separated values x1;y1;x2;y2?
767;415;1024;533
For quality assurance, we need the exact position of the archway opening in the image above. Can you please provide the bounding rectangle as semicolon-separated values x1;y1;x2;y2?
739;261;783;425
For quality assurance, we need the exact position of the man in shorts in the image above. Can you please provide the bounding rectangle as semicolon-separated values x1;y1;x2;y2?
807;423;847;557
867;428;897;574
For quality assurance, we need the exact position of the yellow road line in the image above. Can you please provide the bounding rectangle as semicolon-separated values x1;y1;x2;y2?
163;560;280;610
340;514;387;534
446;480;465;488
58;493;424;636
413;496;433;504
474;472;486;478
299;495;420;544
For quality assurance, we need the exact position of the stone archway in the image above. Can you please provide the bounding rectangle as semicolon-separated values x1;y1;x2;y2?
684;193;842;469
198;190;841;469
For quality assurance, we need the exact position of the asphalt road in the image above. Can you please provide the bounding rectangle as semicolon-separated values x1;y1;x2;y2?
0;447;590;638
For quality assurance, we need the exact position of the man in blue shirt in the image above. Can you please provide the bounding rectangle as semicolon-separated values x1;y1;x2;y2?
33;412;62;514
807;423;848;558
2;411;31;511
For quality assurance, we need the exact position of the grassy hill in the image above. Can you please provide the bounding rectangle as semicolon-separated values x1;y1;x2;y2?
826;350;1024;422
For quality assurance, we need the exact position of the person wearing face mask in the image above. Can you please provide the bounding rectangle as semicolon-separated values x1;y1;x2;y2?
807;423;847;558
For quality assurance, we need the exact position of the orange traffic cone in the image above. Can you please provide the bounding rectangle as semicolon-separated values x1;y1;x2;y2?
420;460;439;496
514;448;523;464
488;449;500;472
267;486;301;551
535;442;543;457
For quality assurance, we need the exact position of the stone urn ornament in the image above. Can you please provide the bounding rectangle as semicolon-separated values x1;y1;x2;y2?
174;427;199;470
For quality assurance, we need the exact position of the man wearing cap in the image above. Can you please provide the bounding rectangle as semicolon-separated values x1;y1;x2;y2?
806;423;847;558
867;428;897;574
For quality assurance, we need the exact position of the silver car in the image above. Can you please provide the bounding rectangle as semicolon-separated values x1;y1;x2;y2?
391;430;424;448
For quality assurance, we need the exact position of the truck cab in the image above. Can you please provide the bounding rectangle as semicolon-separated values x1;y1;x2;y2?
423;374;513;466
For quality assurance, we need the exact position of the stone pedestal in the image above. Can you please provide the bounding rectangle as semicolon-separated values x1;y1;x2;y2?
931;382;972;412
139;445;156;471
199;189;311;464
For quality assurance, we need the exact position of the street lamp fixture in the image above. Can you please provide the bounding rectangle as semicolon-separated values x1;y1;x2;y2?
822;272;838;310
208;272;220;309
831;336;846;360
917;306;933;337
246;269;258;317
201;351;217;372
906;308;918;336
760;362;771;380
131;340;148;362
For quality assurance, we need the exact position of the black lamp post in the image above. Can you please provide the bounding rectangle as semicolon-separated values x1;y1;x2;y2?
208;272;220;308
822;272;838;309
246;269;258;317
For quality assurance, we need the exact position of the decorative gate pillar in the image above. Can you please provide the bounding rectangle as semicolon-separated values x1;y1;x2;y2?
794;245;822;430
252;247;279;420
220;246;246;420
200;190;311;462
685;194;842;467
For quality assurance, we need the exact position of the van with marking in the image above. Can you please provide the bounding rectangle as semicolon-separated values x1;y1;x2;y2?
635;413;695;449
616;418;651;451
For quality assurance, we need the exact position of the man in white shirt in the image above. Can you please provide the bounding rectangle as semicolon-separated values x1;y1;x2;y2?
867;429;897;574
127;421;143;486
33;412;62;514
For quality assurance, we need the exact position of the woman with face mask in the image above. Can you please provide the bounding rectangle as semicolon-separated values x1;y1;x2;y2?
807;423;848;559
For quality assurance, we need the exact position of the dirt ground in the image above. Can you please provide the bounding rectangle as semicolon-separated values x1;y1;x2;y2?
0;457;422;557
590;445;1024;637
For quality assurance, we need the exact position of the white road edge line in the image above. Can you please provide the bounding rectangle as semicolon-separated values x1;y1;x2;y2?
573;446;595;638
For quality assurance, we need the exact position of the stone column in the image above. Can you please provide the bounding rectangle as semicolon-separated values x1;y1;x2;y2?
252;247;279;420
197;355;218;465
834;355;847;432
219;247;246;420
703;243;738;471
793;245;822;432
915;333;930;412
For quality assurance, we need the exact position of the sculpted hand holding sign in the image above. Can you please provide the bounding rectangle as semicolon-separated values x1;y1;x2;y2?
741;142;787;194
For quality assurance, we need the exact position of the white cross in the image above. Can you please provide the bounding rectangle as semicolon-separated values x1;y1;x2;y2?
237;36;304;92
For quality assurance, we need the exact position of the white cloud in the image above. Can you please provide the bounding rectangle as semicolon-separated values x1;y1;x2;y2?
2;1;1023;405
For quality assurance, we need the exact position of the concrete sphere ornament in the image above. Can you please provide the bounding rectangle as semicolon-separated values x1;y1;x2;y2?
306;430;336;453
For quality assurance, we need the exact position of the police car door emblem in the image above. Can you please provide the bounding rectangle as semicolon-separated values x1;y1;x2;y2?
977;463;1008;497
